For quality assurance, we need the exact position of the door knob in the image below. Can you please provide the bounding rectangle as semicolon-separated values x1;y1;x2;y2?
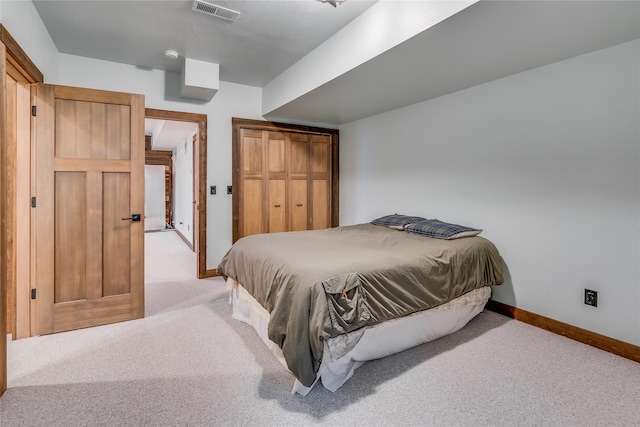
121;214;141;222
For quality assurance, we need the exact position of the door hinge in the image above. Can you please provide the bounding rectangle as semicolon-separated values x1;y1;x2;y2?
31;105;37;116
31;196;36;208
31;289;36;300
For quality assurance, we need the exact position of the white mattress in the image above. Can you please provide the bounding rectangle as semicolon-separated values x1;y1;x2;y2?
226;278;490;395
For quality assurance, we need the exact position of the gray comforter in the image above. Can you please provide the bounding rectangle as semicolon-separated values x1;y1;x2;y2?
217;223;503;387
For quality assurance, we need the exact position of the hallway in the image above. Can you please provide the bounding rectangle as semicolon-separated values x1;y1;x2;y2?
144;230;196;284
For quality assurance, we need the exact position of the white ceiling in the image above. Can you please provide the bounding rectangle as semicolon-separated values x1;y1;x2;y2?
32;0;377;87
32;0;640;127
145;119;198;151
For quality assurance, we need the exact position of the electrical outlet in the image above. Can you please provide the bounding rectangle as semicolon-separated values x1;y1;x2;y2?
227;185;232;195
584;289;598;307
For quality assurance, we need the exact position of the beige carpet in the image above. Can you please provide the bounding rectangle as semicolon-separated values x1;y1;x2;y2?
2;232;639;426
144;230;197;285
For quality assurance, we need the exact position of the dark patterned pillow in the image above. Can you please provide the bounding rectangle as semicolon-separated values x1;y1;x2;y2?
404;219;482;239
370;214;427;230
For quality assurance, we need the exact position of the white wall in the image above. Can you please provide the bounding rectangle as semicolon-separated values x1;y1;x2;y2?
57;53;263;270
144;165;166;231
340;39;640;346
0;0;60;83
173;136;194;245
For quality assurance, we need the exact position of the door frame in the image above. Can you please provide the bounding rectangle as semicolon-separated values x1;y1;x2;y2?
0;24;44;397
191;133;197;248
145;109;208;279
0;32;7;400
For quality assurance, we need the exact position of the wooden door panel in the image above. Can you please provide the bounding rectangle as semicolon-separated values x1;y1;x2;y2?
267;132;286;176
239;129;264;238
85;171;104;300
240;130;263;177
241;179;264;237
34;84;144;334
55;100;131;160
103;172;131;297
290;179;308;231
310;135;330;176
289;133;308;178
268;180;286;233
53;293;132;333
312;180;330;230
55;99;89;158
105;104;131;160
54;171;87;303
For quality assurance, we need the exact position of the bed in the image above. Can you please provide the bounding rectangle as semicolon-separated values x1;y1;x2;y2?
217;219;503;395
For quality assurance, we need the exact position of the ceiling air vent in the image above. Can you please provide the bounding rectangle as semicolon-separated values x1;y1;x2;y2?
192;0;240;22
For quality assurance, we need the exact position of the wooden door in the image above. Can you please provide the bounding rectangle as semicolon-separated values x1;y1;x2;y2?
289;180;308;231
232;118;339;242
33;84;145;334
289;133;309;231
268;180;286;232
266;132;286;233
238;129;264;238
310;134;331;230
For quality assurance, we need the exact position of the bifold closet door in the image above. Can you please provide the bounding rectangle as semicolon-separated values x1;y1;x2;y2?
234;120;337;241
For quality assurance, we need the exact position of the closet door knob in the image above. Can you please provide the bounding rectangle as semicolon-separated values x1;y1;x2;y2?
296;204;303;207
274;204;281;208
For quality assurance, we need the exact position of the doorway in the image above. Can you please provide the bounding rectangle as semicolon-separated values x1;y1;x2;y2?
144;109;208;279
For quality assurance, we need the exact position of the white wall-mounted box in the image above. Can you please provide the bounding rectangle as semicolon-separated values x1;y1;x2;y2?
180;58;219;101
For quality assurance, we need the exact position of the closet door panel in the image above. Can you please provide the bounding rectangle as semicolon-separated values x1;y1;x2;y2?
311;180;330;230
289;133;308;179
240;130;263;178
241;179;264;237
268;179;286;233
267;132;286;178
290;179;308;231
238;129;265;238
310;135;330;176
310;134;331;230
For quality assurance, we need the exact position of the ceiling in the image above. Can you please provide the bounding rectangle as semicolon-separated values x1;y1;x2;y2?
32;1;640;127
32;0;377;87
33;0;377;146
145;119;198;151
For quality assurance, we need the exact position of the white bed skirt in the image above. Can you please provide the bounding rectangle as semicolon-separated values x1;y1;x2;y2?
226;278;490;396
